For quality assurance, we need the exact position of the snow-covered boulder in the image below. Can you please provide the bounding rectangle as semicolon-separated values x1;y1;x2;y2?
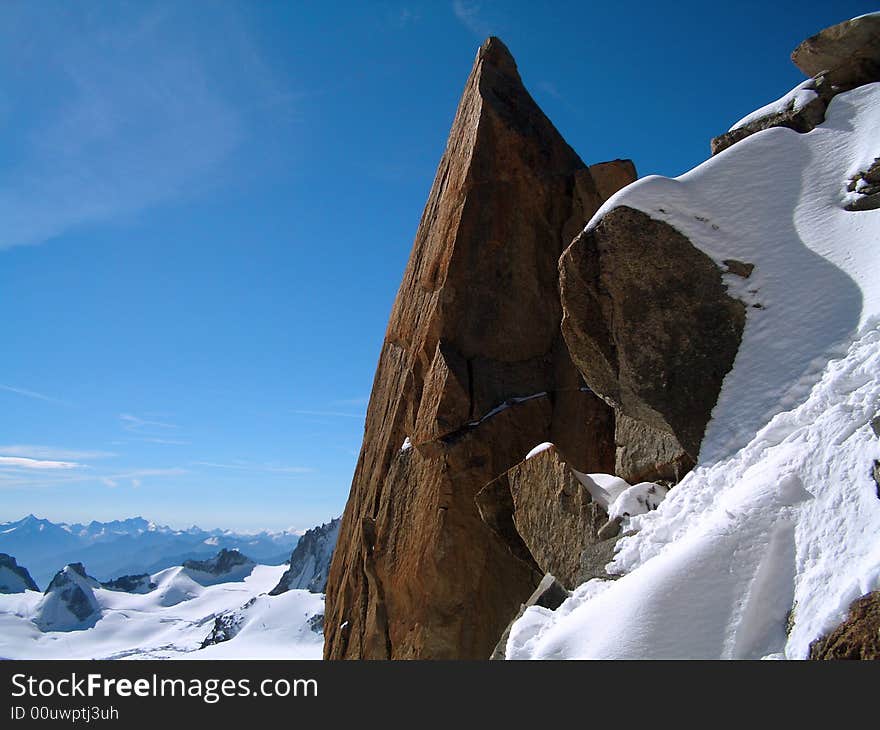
33;563;100;631
269;518;339;595
0;553;39;593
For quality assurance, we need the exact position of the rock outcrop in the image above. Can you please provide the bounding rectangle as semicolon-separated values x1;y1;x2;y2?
182;549;255;586
559;206;746;470
100;573;156;594
712;14;880;155
270;517;340;595
34;563;101;631
792;13;880;88
809;591;880;660
477;445;619;590
324;37;634;660
0;553;39;593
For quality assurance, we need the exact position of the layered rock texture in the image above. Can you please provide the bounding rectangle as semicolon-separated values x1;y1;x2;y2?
324;37;636;660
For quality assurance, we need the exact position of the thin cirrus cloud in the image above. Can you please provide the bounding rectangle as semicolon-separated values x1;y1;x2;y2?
119;414;179;432
0;456;84;470
0;3;287;252
0;445;115;461
0;384;70;406
194;461;315;475
452;0;493;38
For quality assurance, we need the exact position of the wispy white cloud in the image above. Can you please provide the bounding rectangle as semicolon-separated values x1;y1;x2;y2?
195;461;315;474
452;0;492;37
0;4;263;251
138;437;190;446
0;456;83;470
194;461;315;475
120;414;178;432
0;384;70;406
0;445;115;460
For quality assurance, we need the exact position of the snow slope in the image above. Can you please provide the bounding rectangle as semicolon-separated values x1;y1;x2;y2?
506;83;880;659
0;564;324;660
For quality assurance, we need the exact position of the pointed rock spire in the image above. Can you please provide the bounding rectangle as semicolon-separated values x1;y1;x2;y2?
323;39;634;659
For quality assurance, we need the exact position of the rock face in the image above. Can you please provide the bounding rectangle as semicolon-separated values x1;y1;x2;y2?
809;591;880;660
792;13;880;88
34;563;101;631
270;518;340;595
0;553;39;593
324;37;634;660
559;206;746;469
182;549;255;586
477;445;619;590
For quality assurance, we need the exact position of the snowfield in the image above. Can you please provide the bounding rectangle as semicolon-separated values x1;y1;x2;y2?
506;83;880;659
0;564;324;660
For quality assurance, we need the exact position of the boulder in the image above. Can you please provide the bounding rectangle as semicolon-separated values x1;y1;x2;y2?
477;444;619;590
792;14;880;89
588;159;637;201
809;590;880;660
324;37;631;660
559;206;746;464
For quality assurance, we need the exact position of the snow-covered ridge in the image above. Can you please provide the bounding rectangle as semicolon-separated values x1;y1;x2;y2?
0;562;324;660
507;82;880;659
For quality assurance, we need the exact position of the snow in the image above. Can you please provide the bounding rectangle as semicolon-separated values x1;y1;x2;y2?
525;442;553;459
506;83;880;659
571;472;631;509
0;564;324;660
607;482;669;521
729;79;818;131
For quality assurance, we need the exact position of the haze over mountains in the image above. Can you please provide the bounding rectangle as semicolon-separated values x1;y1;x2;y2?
0;514;300;587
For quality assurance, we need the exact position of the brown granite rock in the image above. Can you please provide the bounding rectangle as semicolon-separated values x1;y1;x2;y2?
792;14;880;89
809;590;880;660
559;206;746;464
478;444;619;590
588;159;637;201
324;38;631;660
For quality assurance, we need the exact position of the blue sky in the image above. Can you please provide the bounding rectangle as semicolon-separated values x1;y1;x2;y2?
0;0;872;532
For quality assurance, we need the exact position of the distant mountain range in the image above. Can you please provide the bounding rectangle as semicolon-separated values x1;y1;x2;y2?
0;515;300;587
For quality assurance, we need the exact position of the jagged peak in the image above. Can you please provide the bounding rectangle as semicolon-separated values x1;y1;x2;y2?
477;36;518;76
